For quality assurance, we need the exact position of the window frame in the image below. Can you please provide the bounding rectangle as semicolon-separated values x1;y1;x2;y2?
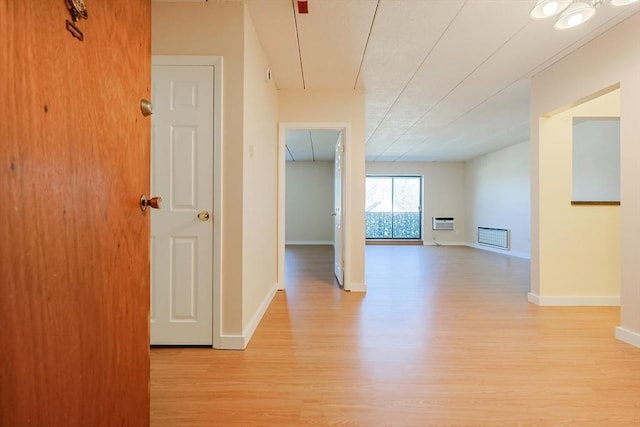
365;174;423;240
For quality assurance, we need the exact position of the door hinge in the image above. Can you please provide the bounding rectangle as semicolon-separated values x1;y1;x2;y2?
340;260;345;268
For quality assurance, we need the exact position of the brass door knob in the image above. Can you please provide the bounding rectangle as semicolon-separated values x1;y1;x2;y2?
140;195;163;211
197;210;210;222
140;99;153;117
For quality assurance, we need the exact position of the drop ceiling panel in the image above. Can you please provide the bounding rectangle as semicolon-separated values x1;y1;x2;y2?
242;0;640;162
286;129;313;161
405;77;531;141
356;0;465;138
390;81;531;161
310;130;340;161
395;0;531;101
429;121;531;162
245;0;303;89
365;0;533;153
296;0;377;88
286;129;340;161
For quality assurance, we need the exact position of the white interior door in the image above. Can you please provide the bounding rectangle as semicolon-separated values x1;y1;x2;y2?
334;134;344;286
150;64;214;345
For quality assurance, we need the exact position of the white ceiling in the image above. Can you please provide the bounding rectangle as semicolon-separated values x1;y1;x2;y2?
285;129;341;161
246;0;640;162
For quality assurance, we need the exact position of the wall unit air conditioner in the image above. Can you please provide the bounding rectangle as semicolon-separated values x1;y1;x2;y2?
432;217;454;230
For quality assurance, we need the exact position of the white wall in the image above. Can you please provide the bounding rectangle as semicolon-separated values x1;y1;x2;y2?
286;161;334;244
534;90;621;302
279;90;366;291
366;162;466;245
241;4;279;344
465;142;531;258
531;13;640;347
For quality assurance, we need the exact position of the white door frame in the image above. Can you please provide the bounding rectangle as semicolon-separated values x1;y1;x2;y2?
277;122;353;291
152;55;223;348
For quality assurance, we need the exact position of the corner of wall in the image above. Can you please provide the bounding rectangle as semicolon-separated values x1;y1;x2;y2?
615;326;640;348
243;283;279;348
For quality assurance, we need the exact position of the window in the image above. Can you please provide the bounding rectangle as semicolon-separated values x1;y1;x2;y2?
365;176;422;239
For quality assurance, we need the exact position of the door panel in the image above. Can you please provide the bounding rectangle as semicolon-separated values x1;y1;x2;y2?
0;1;151;426
150;65;214;345
334;134;344;285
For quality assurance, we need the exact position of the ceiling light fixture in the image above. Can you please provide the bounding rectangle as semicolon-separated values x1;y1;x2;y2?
610;0;640;5
529;0;639;29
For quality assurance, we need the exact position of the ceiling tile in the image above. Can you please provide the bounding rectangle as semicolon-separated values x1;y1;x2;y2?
245;0;640;161
296;0;378;88
286;129;340;161
246;0;303;89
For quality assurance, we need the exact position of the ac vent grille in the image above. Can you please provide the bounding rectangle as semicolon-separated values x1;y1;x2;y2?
432;217;454;231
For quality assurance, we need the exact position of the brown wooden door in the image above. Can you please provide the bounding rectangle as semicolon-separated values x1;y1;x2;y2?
0;1;151;425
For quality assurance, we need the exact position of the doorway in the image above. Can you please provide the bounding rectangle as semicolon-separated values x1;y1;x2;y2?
278;123;352;291
283;129;344;285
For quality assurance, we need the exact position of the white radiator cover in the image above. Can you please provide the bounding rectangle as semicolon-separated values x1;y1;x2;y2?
478;227;510;249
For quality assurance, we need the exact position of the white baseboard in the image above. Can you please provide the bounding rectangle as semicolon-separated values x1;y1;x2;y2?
216;283;278;350
466;243;530;259
285;240;333;245
423;241;465;246
242;282;278;348
218;335;245;350
615;326;640;348
528;292;620;306
345;282;366;292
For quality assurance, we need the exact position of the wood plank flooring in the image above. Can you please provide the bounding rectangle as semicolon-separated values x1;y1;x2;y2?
151;245;640;426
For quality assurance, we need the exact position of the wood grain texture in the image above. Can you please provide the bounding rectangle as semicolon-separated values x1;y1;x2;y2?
151;245;640;426
0;1;151;425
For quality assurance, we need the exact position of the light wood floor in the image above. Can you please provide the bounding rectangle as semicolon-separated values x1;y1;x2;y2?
151;245;640;426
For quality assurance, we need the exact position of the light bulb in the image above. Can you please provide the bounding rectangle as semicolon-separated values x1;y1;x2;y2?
554;1;596;30
567;12;584;27
610;0;639;6
530;0;572;19
543;1;560;15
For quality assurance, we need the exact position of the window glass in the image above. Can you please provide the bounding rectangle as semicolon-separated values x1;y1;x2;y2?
366;176;421;239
